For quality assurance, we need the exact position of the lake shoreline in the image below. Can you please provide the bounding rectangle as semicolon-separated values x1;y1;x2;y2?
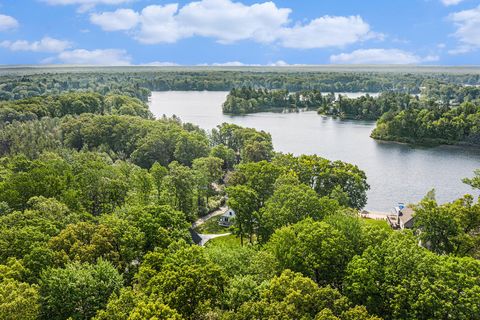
222;107;318;116
371;135;480;150
149;90;480;211
225;109;480;151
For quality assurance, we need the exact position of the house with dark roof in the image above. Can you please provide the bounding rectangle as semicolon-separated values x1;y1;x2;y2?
387;204;415;230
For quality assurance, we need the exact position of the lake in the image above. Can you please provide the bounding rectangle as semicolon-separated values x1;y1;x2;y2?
149;91;480;211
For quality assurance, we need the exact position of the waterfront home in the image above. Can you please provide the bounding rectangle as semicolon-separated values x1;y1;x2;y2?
387;204;415;230
218;208;236;227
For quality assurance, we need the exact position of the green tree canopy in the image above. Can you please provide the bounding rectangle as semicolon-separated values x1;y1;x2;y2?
39;259;123;320
267;219;355;286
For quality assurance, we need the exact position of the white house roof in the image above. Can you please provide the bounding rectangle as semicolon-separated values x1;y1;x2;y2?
221;208;235;217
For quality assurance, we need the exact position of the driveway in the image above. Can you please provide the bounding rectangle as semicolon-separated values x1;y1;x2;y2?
192;206;231;246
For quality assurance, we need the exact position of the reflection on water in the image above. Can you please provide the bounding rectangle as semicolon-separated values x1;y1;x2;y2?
149;91;480;211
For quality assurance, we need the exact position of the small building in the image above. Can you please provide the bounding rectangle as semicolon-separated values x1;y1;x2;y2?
218;208;236;227
387;204;415;230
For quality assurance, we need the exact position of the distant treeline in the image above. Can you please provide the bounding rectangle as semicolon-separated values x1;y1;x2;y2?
2;69;480;102
421;80;480;105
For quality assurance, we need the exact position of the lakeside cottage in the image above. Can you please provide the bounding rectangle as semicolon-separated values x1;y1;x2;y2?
387;204;415;230
218;208;236;227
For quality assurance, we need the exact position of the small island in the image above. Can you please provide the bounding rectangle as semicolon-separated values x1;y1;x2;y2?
222;87;333;114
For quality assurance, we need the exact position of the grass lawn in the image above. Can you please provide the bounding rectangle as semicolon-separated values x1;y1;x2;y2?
206;234;259;248
194;216;230;234
362;218;392;232
205;234;242;248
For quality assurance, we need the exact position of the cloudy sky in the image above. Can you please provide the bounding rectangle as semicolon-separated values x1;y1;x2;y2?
0;0;479;65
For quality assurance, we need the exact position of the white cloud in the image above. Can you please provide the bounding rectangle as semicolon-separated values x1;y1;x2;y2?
210;61;250;66
449;6;480;53
0;37;72;52
441;0;464;6
268;60;289;66
55;49;131;65
135;4;184;44
197;61;263;66
199;60;298;66
330;49;439;64
90;8;139;31
279;16;378;49
42;0;131;12
175;0;290;44
0;14;19;31
142;61;180;66
93;1;291;45
89;0;379;49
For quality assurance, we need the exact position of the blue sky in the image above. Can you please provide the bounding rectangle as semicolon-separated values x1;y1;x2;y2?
0;0;479;65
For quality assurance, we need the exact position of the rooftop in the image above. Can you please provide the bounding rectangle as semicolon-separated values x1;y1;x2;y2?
387;206;415;229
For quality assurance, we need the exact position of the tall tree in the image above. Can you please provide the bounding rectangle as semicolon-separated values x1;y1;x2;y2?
226;185;259;245
259;174;340;242
39;259;123;320
163;161;198;221
137;244;226;319
414;194;480;256
267;219;354;286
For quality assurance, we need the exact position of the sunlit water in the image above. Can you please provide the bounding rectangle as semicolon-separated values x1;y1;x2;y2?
149;91;480;211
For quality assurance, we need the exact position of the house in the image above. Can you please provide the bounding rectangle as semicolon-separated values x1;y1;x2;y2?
218;208;236;227
387;204;415;230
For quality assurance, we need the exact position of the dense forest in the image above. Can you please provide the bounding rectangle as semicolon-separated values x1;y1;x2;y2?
421;80;480;105
371;100;480;145
0;92;153;123
318;92;417;120
222;87;333;114
0;68;479;319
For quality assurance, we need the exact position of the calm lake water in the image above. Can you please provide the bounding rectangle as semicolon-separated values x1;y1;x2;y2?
149;91;480;211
